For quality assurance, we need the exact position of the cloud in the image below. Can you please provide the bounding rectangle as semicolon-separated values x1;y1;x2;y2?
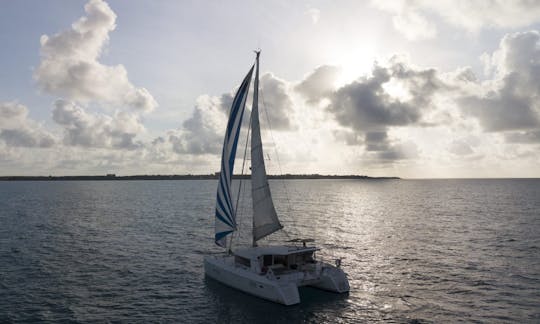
328;58;444;132
373;0;540;39
259;73;296;130
34;0;157;112
295;65;342;103
293;57;449;163
0;102;56;148
0;101;32;130
364;131;389;151
448;139;474;155
329;68;414;131
360;131;420;162
295;30;540;167
52;99;145;149
371;1;437;40
356;130;420;162
460;91;538;132
170;72;297;155
505;130;540;144
0;129;55;148
375;141;420;161
306;8;321;24
0;102;28;122
296;55;461;164
30;0;158;152
459;31;540;133
168;95;229;155
391;7;437;40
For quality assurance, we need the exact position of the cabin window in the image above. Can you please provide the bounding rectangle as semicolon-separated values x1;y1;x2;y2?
291;252;315;265
235;256;250;267
274;255;287;266
263;255;272;266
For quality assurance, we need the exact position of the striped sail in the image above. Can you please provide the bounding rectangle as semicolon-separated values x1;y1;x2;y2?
215;66;254;247
251;52;283;243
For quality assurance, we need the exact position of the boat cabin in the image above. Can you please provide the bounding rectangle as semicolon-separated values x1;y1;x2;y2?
233;246;319;275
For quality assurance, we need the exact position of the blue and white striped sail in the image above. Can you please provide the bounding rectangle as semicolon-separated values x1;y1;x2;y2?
215;66;254;247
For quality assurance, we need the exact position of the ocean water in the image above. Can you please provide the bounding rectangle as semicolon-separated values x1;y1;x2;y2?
0;179;539;323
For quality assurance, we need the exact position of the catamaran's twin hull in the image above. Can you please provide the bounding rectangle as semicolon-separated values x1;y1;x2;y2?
204;255;349;306
204;255;300;305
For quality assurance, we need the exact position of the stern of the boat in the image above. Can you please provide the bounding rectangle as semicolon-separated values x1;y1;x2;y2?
310;264;350;293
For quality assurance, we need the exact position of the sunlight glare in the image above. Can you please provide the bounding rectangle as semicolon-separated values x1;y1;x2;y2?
382;79;412;101
326;43;377;87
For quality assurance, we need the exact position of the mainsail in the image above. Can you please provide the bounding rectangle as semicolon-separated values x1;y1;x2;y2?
215;66;254;247
251;51;283;243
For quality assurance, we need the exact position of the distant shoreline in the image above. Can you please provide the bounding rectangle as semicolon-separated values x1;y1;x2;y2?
0;174;400;181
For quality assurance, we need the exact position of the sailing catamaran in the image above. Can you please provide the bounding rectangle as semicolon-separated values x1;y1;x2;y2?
204;51;350;305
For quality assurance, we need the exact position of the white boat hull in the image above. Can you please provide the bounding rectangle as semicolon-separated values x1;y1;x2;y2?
204;255;301;305
311;264;350;293
204;254;349;305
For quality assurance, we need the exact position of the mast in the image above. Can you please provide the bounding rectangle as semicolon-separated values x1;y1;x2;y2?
250;50;283;247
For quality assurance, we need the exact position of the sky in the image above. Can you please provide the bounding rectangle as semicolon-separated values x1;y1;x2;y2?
1;0;540;178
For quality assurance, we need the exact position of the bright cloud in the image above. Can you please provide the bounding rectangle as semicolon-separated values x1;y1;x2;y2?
306;8;321;24
460;31;540;139
0;102;56;148
373;0;540;40
168;94;229;155
34;0;157;112
52;99;145;149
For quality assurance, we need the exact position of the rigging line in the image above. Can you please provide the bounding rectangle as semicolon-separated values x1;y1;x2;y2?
259;88;293;242
259;89;294;213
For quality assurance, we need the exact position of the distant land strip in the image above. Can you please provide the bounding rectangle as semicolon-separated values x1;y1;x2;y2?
0;174;400;181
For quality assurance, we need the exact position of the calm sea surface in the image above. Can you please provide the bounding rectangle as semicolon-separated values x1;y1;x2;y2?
0;179;539;323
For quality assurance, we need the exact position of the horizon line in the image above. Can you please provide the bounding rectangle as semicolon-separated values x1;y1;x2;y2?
0;174;539;180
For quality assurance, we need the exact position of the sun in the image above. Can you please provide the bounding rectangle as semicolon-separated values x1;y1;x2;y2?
325;42;378;87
